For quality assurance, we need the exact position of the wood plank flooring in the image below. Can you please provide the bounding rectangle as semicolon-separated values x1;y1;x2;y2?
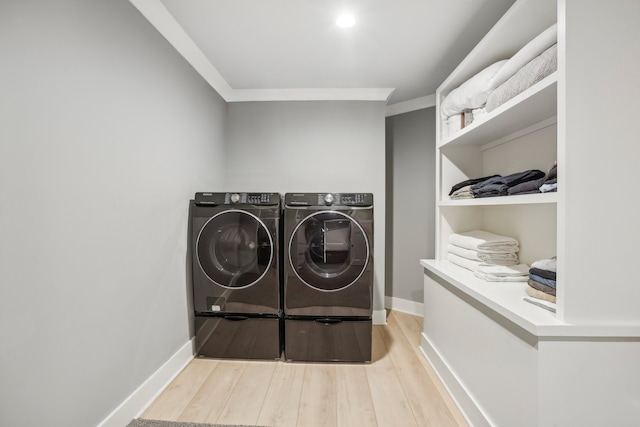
141;311;468;427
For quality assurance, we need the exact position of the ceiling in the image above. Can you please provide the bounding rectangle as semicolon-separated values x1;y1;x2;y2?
130;0;516;110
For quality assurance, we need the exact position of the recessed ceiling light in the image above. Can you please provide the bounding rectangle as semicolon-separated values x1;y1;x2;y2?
336;13;356;28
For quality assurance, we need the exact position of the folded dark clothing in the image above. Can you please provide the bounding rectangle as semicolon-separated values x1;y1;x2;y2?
543;178;557;185
530;273;556;288
472;169;545;193
474;169;545;198
507;176;546;195
449;175;501;196
474;183;508;197
530;267;556;281
508;163;557;195
528;279;556;296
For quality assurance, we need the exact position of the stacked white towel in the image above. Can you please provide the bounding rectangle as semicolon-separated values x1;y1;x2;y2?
447;230;528;281
473;263;529;282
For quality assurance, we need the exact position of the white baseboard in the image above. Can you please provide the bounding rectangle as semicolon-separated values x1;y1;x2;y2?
96;339;194;427
373;308;387;325
384;296;424;317
419;332;489;427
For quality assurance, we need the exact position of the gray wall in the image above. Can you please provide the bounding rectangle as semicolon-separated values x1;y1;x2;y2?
226;101;387;317
385;107;436;305
0;1;227;426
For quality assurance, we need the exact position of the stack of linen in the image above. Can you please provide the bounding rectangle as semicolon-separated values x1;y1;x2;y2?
448;165;555;200
449;175;500;200
440;24;557;138
472;169;545;198
474;263;530;282
526;257;557;302
447;230;529;281
508;162;557;195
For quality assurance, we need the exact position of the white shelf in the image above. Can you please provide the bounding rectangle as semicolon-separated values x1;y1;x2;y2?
421;259;640;338
439;192;557;207
439;73;557;148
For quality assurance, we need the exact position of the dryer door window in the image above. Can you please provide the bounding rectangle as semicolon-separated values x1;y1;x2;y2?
289;211;370;291
197;210;273;289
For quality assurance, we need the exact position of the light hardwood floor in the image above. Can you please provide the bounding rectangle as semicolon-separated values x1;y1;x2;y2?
141;311;468;427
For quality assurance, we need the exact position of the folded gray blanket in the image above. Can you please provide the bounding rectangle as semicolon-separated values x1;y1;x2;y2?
486;43;557;112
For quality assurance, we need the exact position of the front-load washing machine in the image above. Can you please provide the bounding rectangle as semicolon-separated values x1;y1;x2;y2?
283;193;373;362
191;192;281;359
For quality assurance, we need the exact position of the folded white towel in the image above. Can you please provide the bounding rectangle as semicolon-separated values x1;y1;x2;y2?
474;271;529;282
448;244;519;266
447;244;481;261
447;253;482;272
531;257;557;272
477;256;519;266
477;251;519;264
447;244;520;265
449;230;519;253
475;263;530;276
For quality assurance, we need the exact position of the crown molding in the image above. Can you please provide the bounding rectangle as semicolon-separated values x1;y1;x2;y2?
130;0;234;99
385;94;436;117
228;87;395;102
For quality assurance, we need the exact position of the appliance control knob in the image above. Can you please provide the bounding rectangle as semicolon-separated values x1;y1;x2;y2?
324;193;335;205
230;193;241;203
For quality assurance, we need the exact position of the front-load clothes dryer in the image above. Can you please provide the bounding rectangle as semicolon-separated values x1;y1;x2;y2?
191;192;281;360
283;193;373;362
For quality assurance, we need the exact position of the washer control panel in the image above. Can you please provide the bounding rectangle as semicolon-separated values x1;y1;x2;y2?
195;192;279;206
226;192;279;205
246;193;274;204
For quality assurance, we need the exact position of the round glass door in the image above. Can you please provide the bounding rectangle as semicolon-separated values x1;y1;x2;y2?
289;211;369;291
197;210;273;289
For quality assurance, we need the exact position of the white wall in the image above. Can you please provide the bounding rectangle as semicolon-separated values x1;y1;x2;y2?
0;1;227;426
385;108;436;308
226;101;387;321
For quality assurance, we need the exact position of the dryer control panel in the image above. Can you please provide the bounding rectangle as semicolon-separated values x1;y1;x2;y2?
333;193;372;206
285;193;373;207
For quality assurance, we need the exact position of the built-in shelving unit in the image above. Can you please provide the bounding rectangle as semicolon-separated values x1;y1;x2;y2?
438;73;557;149
431;0;559;320
420;1;640;425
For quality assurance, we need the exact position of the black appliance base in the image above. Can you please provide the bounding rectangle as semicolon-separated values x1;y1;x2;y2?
284;316;372;362
195;314;282;360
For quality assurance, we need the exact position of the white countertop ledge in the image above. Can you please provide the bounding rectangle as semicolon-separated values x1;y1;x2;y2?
421;259;640;338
